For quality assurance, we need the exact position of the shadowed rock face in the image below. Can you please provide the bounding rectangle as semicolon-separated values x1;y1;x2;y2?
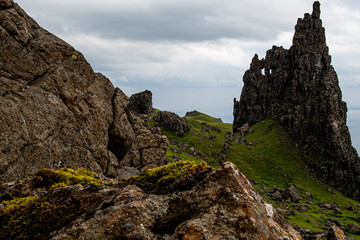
233;1;360;200
128;90;154;115
0;0;167;181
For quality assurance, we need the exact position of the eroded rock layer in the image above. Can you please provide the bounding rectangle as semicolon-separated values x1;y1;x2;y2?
0;0;167;181
233;2;360;199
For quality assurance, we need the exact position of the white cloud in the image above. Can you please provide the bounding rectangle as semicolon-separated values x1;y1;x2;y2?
118;76;129;82
15;0;360;95
61;33;250;87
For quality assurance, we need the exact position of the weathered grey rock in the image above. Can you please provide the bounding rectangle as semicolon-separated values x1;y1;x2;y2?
237;123;252;136
328;225;346;240
277;208;291;216
283;185;302;203
233;1;360;200
116;166;140;181
0;2;167;181
127;90;154;115
325;203;333;210
346;223;360;235
271;190;283;201
158;111;190;137
301;226;346;240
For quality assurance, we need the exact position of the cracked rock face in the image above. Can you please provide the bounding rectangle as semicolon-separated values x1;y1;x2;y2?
233;1;360;200
0;0;167;181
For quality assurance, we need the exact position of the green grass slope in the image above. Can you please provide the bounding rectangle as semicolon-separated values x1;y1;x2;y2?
162;112;360;239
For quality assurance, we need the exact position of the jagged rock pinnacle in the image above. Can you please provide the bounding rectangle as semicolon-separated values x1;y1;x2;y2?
233;2;360;200
312;1;321;19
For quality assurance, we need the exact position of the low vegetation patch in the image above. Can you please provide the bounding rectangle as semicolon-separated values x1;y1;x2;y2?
35;167;105;190
121;161;212;193
0;192;79;239
0;167;108;239
163;112;232;167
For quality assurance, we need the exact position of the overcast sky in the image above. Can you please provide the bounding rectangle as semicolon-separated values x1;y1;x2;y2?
15;0;360;149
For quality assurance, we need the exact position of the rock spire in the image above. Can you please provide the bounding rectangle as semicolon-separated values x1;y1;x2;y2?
233;1;360;200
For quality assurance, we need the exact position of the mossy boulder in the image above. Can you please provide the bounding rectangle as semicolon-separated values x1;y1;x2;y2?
0;167;114;239
34;167;105;190
0;194;78;239
121;160;212;193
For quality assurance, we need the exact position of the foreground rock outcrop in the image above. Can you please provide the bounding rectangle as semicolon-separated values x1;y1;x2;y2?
0;162;303;240
0;0;167;182
233;1;360;200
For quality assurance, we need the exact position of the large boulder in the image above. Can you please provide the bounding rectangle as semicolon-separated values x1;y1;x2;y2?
233;1;360;200
0;0;167;182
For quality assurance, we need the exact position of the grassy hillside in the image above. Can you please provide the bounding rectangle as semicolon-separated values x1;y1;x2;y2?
161;112;360;239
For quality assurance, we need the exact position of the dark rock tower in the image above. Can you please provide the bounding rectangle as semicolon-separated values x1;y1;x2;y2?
233;2;360;200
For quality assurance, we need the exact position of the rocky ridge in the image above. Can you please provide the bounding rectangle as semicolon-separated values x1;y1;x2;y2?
0;162;304;240
233;1;360;200
0;0;167;182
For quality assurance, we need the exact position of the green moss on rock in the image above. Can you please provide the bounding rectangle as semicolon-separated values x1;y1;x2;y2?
35;167;104;190
0;194;77;239
121;161;212;193
0;167;107;239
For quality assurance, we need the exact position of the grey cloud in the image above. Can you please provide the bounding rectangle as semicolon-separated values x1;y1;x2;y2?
17;0;309;42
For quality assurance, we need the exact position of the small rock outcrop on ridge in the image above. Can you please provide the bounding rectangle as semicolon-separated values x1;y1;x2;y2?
157;111;190;137
0;0;167;182
233;2;360;200
185;110;201;117
127;90;154;115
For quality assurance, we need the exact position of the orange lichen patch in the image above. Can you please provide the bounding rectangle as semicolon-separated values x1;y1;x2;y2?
181;224;204;240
